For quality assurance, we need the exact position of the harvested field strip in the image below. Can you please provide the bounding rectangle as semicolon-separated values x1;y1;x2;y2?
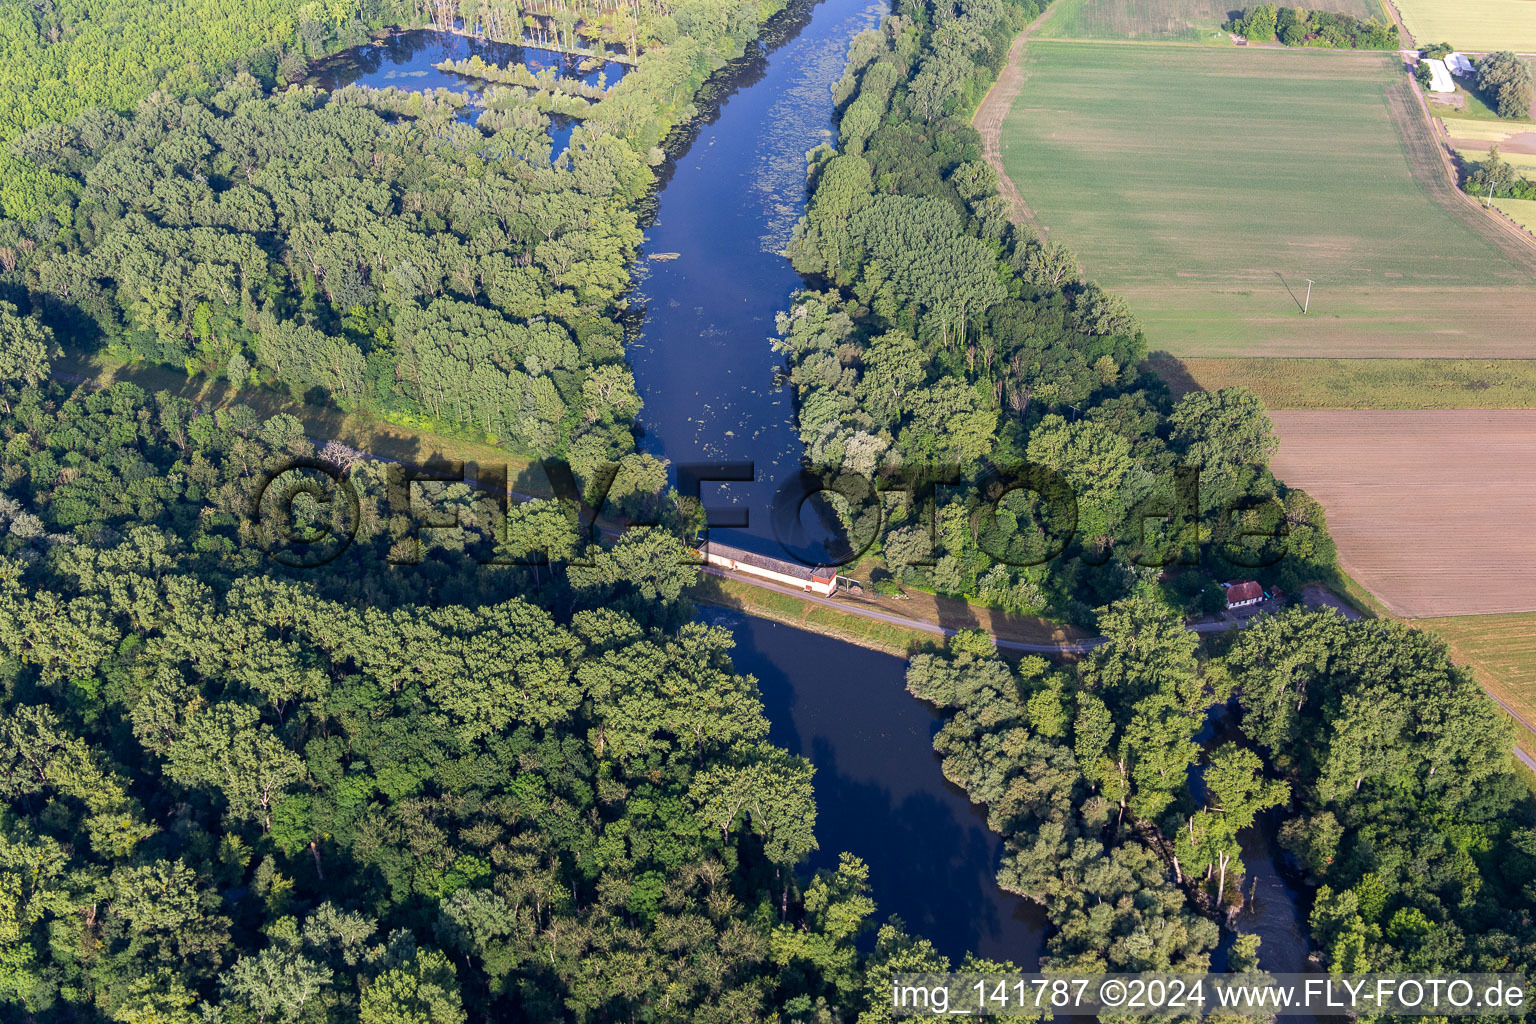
1150;355;1536;408
1455;146;1536;170
1000;43;1536;356
1269;410;1536;618
1414;612;1536;744
1439;117;1536;144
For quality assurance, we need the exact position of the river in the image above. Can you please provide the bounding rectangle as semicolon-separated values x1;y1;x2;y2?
314;0;1311;975
627;0;1046;962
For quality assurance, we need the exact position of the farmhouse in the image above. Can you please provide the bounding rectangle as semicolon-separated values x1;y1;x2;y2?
1445;51;1475;77
702;540;839;596
1224;580;1265;610
1422;56;1455;92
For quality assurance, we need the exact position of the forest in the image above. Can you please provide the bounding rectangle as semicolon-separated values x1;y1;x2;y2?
0;0;1532;1017
0;0;782;496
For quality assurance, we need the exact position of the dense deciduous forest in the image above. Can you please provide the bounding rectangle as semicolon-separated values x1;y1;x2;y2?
1;0;781;490
776;0;1333;624
0;0;1532;1018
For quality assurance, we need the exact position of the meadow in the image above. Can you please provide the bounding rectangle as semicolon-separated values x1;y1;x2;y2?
999;43;1536;356
1393;0;1536;55
1439;115;1536;144
1494;197;1536;232
1034;0;1380;41
1456;146;1536;172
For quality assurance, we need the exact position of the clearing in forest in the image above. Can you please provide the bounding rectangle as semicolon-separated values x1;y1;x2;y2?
1392;0;1536;55
998;43;1536;356
1268;410;1536;618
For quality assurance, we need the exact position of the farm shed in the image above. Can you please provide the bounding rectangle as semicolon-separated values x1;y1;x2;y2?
1444;51;1475;77
1423;57;1455;92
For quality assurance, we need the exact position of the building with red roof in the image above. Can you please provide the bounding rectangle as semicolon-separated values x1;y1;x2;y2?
1224;580;1264;610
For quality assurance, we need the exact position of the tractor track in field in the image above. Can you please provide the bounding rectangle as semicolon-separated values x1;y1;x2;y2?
1392;70;1536;260
973;5;1057;230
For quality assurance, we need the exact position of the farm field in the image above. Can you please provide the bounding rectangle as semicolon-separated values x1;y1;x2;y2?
1268;410;1536;617
1150;354;1536;407
999;43;1536;356
1416;612;1536;745
1392;0;1536;55
1035;0;1380;41
1439;115;1536;147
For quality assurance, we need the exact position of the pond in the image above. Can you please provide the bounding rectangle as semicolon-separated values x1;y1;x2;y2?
312;28;629;156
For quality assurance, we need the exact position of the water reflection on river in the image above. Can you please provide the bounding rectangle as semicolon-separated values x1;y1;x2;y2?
627;0;885;564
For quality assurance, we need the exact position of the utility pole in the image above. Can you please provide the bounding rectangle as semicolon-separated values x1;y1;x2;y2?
1303;279;1313;314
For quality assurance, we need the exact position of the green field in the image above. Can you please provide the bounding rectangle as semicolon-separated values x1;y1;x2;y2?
1495;197;1536;232
1417;612;1536;751
1000;43;1536;356
1035;0;1382;41
1439;115;1536;143
1394;0;1536;55
1456;146;1536;172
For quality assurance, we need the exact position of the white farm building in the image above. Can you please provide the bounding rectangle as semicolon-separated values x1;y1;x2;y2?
1422;57;1455;93
701;540;839;596
1445;51;1475;77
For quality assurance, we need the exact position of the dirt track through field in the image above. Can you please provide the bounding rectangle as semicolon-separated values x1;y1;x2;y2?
1271;410;1536;617
1395;78;1536;264
973;6;1056;227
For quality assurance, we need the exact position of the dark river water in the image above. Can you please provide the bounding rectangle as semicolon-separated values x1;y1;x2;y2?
626;0;881;564
316;0;1312;975
710;608;1048;963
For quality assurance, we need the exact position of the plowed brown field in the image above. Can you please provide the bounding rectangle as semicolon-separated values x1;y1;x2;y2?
1270;410;1536;617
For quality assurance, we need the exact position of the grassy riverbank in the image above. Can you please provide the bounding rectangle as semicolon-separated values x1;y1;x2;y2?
692;576;940;657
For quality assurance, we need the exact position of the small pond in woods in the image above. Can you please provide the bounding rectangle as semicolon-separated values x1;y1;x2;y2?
313;28;629;156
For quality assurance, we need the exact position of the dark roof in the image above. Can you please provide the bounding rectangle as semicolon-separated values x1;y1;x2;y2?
704;541;834;582
1225;580;1264;603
